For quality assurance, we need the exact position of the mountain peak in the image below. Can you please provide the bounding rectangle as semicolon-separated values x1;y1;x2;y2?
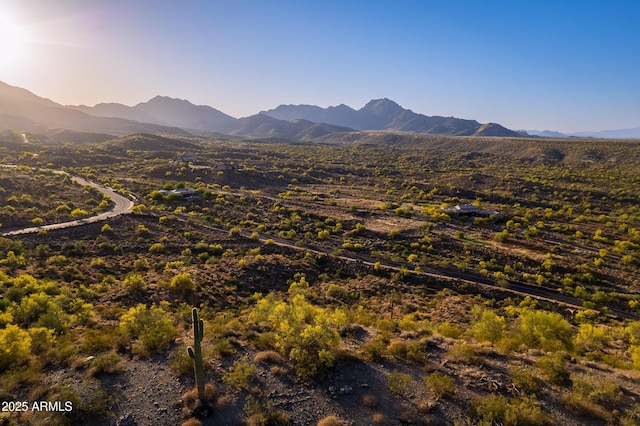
361;98;404;114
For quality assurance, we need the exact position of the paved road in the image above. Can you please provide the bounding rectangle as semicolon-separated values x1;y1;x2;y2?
1;169;135;236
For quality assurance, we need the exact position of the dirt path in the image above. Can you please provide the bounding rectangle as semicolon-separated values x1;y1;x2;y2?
1;168;135;236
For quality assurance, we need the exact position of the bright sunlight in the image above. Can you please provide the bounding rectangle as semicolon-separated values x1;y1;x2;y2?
0;15;28;71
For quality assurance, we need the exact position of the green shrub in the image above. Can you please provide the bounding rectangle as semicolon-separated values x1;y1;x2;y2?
516;308;572;351
133;257;149;271
471;309;506;344
448;342;481;364
471;394;550;425
361;336;388;362
148;243;166;254
0;324;32;370
249;291;343;377
223;356;256;390
169;272;196;293
509;366;539;395
326;284;350;302
564;373;619;420
119;304;176;356
536;352;569;385
575;323;610;354
387;370;413;397
425;371;455;398
387;338;407;358
437;322;463;338
90;352;123;375
122;273;147;292
169;349;193;376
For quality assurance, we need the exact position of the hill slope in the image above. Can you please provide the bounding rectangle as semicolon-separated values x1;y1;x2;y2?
0;81;190;135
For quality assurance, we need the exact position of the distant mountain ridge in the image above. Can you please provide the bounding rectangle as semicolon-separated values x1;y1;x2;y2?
0;81;189;136
523;128;640;139
262;98;522;137
75;96;238;132
2;80;544;141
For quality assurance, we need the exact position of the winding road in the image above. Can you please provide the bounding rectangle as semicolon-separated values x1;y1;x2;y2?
1;168;135;236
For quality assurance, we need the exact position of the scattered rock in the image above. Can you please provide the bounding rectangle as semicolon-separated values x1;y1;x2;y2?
117;413;137;426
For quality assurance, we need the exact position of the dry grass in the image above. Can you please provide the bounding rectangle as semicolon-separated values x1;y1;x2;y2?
372;412;388;424
317;415;344;426
362;393;379;408
182;383;216;404
254;350;285;364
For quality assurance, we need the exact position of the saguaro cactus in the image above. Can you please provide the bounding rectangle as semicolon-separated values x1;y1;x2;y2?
187;307;205;400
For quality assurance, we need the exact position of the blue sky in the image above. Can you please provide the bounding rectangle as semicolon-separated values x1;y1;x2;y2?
2;0;639;132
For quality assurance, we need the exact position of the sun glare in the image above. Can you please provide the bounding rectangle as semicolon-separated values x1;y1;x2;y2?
0;15;28;70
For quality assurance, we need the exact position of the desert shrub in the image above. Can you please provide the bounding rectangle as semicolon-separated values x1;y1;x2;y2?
169;349;193;376
249;291;344;377
406;340;426;364
629;345;640;370
56;204;71;214
495;229;510;242
253;350;285;365
361;335;388;362
516;308;572;351
575;323;610;354
623;321;640;345
211;337;237;357
12;292;70;333
169;272;196;293
71;208;89;218
80;327;119;353
425;371;455;398
119;304;176;356
471;308;506;344
362;394;379;408
317;415;343;426
326;284;351;302
509;366;540;395
387;370;413;397
372;412;387;424
536;352;570;385
133;257;149;271
148;243;166;254
122;273;147;292
448;342;481;364
564;373;620;420
136;224;151;236
0;324;32;370
387;338;407;358
223;356;256;390
471;394;550;425
246;407;291;426
89;352;123;375
437;321;463;338
572;373;619;405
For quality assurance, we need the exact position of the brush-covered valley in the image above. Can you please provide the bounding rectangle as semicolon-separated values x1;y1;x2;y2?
2;131;640;426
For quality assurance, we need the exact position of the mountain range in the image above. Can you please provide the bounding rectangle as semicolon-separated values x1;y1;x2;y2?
0;81;523;141
524;128;640;139
1;81;636;141
261;99;521;137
